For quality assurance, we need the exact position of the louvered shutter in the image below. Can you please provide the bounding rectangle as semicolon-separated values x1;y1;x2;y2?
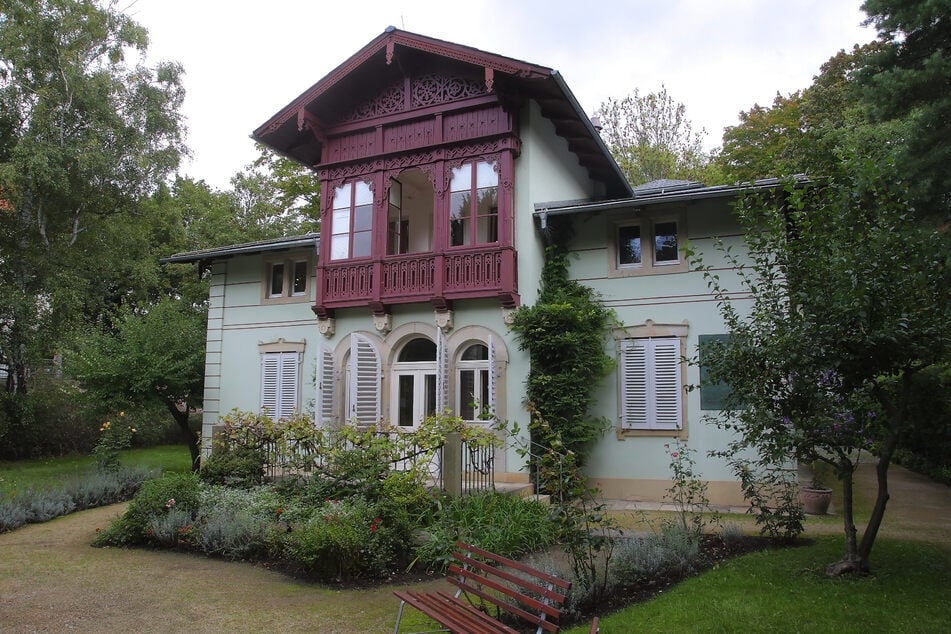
619;340;648;429
349;334;380;425
487;335;497;416
278;352;299;420
651;339;682;429
317;347;336;426
436;327;448;413
261;353;280;418
619;339;682;430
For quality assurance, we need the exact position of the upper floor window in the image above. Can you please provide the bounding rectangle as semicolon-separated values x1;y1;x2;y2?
610;212;687;277
449;161;498;247
331;181;373;260
265;258;310;303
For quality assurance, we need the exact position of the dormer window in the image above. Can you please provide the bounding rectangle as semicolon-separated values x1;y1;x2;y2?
449;160;498;246
331;181;373;260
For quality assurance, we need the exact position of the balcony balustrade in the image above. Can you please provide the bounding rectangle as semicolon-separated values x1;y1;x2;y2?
316;246;517;314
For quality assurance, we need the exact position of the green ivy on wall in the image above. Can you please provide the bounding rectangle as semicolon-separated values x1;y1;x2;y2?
509;218;614;459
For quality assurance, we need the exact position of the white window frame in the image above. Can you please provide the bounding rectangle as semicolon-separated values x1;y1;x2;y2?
455;342;493;424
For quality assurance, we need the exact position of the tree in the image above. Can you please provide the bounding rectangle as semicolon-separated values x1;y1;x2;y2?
596;85;714;186
860;0;951;216
68;298;206;470
693;162;951;574
0;0;186;393
228;144;320;239
718;43;896;185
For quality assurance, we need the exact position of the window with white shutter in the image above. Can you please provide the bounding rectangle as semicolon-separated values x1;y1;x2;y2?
348;333;381;425
619;338;682;430
317;347;336;425
260;351;300;421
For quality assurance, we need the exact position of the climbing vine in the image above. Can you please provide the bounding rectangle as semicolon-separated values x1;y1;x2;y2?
509;218;614;460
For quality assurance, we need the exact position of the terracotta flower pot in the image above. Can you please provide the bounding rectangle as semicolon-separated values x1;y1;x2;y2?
801;487;833;515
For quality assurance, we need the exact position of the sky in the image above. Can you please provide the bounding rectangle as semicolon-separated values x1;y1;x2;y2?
127;0;878;190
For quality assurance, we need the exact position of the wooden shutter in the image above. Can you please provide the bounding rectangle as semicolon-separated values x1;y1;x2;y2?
651;339;682;429
349;333;380;425
436;327;448;413
487;335;497;416
619;338;682;430
261;351;299;421
317;347;336;425
261;353;280;418
619;340;648;429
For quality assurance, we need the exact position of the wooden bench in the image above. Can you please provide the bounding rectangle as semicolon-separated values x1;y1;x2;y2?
394;541;598;634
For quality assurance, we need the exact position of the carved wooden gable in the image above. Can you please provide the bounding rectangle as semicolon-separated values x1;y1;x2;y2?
335;72;488;126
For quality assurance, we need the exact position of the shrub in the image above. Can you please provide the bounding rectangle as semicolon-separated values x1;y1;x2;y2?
415;492;558;572
25;489;76;522
281;498;383;581
0;499;29;532
147;509;194;546
96;472;199;546
199;446;266;487
610;525;700;590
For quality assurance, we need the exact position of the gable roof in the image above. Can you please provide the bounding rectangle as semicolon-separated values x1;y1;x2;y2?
252;27;632;198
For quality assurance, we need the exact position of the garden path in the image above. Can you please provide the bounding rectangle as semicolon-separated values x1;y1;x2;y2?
0;463;947;632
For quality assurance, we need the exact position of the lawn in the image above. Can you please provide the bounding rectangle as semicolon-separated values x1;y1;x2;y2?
0;444;192;495
564;536;951;633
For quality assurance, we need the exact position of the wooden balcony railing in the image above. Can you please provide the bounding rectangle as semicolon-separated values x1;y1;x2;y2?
315;246;517;315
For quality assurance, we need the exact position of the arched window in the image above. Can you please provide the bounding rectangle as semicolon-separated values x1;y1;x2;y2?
456;343;490;423
391;337;437;428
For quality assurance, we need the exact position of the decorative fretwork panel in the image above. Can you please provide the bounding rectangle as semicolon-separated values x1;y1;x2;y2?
339;82;405;123
411;74;485;108
444;250;503;291
381;256;436;297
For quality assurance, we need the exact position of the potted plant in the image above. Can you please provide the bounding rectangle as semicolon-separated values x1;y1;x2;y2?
800;460;833;515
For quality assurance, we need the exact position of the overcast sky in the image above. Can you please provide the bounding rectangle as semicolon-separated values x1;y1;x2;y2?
128;0;878;190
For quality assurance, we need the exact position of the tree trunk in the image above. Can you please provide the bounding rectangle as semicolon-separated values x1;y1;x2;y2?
165;399;200;472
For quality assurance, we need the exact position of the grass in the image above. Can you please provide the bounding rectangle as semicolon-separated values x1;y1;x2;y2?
0;445;192;495
564;537;951;633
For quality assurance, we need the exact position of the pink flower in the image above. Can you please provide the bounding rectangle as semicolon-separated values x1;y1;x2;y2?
671;452;679;458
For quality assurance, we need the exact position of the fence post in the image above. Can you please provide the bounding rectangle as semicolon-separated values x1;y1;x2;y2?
443;431;462;497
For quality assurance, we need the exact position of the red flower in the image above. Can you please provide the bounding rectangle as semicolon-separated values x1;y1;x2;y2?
276;508;284;515
671;452;679;458
370;525;377;532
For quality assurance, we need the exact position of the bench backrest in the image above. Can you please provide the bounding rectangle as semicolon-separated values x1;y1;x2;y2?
447;541;571;634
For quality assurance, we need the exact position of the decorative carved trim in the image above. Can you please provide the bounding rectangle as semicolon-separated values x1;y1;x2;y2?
338;82;406;124
258;338;306;354
374;313;392;334
501;307;516;326
411;74;486;109
318;318;336;337
434;310;454;333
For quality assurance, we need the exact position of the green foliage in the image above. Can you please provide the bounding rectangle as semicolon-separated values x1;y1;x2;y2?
199;445;266;488
730;458;804;541
0;0;186;394
691;161;951;571
860;0;951;216
96;471;199;546
0;374;99;459
68;298;206;470
596;85;715;185
92;412;137;472
510;226;614;456
609;525;700;591
0;465;153;533
663;441;717;541
415;492;558;572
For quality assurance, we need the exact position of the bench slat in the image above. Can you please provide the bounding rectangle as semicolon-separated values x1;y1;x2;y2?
456;542;571;589
448;565;564;622
393;542;572;634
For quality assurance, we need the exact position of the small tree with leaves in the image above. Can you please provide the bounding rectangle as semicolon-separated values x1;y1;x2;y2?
692;161;950;575
68;299;206;471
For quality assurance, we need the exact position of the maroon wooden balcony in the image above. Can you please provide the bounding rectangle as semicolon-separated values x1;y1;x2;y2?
314;246;518;317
